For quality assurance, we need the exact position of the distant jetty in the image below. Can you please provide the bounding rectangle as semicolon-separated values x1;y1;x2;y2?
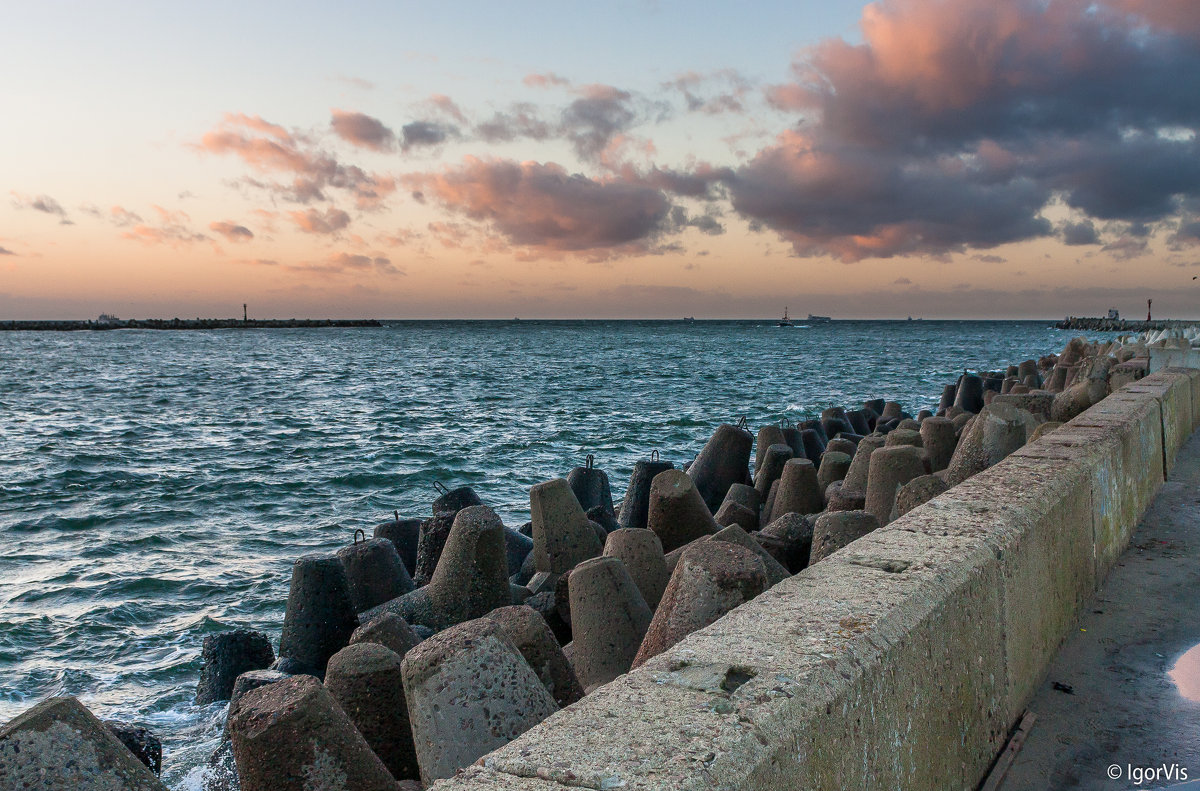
0;318;382;332
1055;316;1191;332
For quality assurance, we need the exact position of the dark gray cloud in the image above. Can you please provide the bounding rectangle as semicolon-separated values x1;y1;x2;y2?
729;0;1200;260
12;193;72;224
1061;220;1100;246
401;121;458;150
0;246;15;255
475;103;553;143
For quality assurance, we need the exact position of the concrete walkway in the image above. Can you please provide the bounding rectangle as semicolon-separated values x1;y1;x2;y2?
1000;431;1200;790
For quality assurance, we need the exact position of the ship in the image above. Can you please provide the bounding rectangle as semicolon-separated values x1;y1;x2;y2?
806;314;831;323
777;307;794;327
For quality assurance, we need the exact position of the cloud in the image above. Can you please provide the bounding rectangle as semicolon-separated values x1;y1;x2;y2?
474;103;552;143
894;277;912;284
334;75;375;90
120;206;207;246
209;220;254;241
561;84;640;163
195;112;396;208
330;109;396;151
405;157;674;257
11;192;72;224
401;120;458;150
288;252;402;277
109;206;143;227
427;94;468;125
730;0;1200;261
523;72;571;89
1061;220;1100;246
288;206;352;234
0;246;15;255
664;70;751;115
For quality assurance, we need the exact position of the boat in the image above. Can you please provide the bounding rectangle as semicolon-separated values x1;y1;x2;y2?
777;307;794;327
806;314;831;323
683;316;695;324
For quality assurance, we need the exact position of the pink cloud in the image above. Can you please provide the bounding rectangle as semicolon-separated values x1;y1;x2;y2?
330;109;396;151
209;220;255;242
288;207;352;234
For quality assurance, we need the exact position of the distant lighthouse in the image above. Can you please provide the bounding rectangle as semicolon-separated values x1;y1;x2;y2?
1147;298;1152;322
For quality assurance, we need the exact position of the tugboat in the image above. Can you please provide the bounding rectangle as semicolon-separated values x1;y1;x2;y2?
777;307;794;327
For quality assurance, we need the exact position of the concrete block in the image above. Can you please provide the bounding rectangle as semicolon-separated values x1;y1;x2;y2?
0;697;169;790
1120;369;1191;474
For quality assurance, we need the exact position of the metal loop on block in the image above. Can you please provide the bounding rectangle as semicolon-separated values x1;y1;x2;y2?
737;416;749;430
354;528;366;545
586;454;595;469
650;449;660;462
433;481;449;495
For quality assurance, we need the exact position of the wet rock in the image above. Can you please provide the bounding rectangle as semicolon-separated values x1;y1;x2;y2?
225;670;288;735
810;510;881;564
104;720;162;775
401;619;558;784
325;642;418;781
229;675;395;791
195;629;275;705
277;553;359;678
632;541;767;668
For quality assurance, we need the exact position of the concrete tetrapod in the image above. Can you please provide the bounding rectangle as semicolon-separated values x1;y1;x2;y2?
945;402;1030;486
362;505;511;631
720;482;762;515
530;478;603;575
349;612;422;658
754;424;787;471
753;443;794;499
714;500;758;531
104;720;161;776
825;437;858;456
884;428;923;448
711;524;790;587
567;556;654;692
486;605;583;707
373;515;421;576
954;373;986;413
687;422;753;512
277;553;359;678
841;434;886;495
324;642;418;781
567;457;615;516
864;445;926;526
603;527;670;610
632;540;767;668
431;484;483;516
616;457;674;531
757;512;813;572
809;510;881;564
401;619;558;785
816;450;852;492
336;537;414;613
195;628;275;705
646;469;721;553
0;697;169;791
894;473;950;518
798;429;826;466
919;415;958;472
228;674;395;791
771;458;824;518
413;511;456;587
824;480;867;512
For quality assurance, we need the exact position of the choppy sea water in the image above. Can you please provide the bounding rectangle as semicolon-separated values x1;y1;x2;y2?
0;319;1076;786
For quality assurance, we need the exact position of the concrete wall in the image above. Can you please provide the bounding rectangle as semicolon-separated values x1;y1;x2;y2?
433;369;1195;791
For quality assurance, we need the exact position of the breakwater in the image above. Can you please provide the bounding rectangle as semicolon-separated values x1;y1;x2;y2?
1;318;381;331
1055;316;1193;332
0;327;1165;790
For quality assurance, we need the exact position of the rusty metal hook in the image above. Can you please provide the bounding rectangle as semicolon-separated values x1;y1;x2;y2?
354;528;365;545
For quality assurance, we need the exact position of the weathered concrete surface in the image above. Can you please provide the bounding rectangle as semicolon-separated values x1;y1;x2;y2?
429;372;1195;791
1001;430;1200;790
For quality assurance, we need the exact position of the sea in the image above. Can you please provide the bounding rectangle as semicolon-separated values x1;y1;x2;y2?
0;319;1083;787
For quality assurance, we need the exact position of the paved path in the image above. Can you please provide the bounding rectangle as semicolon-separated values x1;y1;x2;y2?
1001;431;1200;790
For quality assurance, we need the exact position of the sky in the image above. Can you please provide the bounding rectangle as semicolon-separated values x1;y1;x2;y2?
4;0;1200;320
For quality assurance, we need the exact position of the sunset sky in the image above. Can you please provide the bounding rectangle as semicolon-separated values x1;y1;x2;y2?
4;0;1200;319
